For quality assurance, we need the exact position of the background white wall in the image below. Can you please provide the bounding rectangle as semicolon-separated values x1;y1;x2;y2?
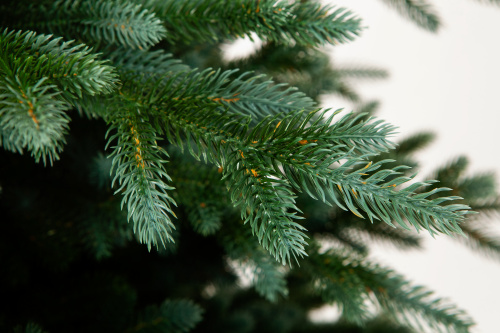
321;1;500;332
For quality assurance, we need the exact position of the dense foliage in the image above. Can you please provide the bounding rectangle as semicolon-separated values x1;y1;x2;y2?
1;1;499;332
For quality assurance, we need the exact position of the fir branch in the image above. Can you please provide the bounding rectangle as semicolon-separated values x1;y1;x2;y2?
106;105;177;250
80;197;132;260
305;247;372;324
458;172;497;202
144;0;361;47
327;216;422;253
305;247;475;332
459;224;500;260
223;224;289;302
287;160;468;238
379;0;441;32
127;73;312;264
336;66;390;80
245;113;470;236
305;161;471;236
158;105;394;263
425;156;498;206
227;156;308;266
423;157;500;258
0;27;116;163
220;72;316;119
121;67;316;120
252;253;288;302
74;94;115;119
167;150;228;236
276;69;361;102
0;76;70;165
285;1;362;46
139;77;468;259
314;109;397;155
106;68;469;260
88;151;113;189
163;105;310;265
0;126;24;155
430;156;469;186
354;100;380;116
20;0;166;50
368;132;437;181
0;29;118;100
335;81;361;102
394;131;436;154
226;44;327;73
326;228;370;254
131;299;204;333
227;44;366;102
106;47;189;75
78;0;166;49
352;222;421;250
467;199;500;216
372;269;474;332
188;205;223;236
0;0;494;331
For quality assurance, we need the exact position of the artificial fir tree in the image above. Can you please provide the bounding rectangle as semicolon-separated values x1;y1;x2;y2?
1;1;500;332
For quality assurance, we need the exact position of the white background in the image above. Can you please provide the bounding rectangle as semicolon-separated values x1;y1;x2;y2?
322;0;500;332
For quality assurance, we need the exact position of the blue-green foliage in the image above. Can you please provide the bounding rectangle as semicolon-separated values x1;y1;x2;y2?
0;29;117;164
76;0;167;49
379;0;440;32
305;245;474;332
3;1;497;332
107;109;177;250
12;0;167;50
0;76;70;165
134;299;204;333
143;0;361;46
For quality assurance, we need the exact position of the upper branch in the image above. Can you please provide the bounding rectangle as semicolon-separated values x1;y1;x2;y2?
144;0;362;46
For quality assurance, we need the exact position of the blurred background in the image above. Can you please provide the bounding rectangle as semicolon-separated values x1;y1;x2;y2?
322;0;500;332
